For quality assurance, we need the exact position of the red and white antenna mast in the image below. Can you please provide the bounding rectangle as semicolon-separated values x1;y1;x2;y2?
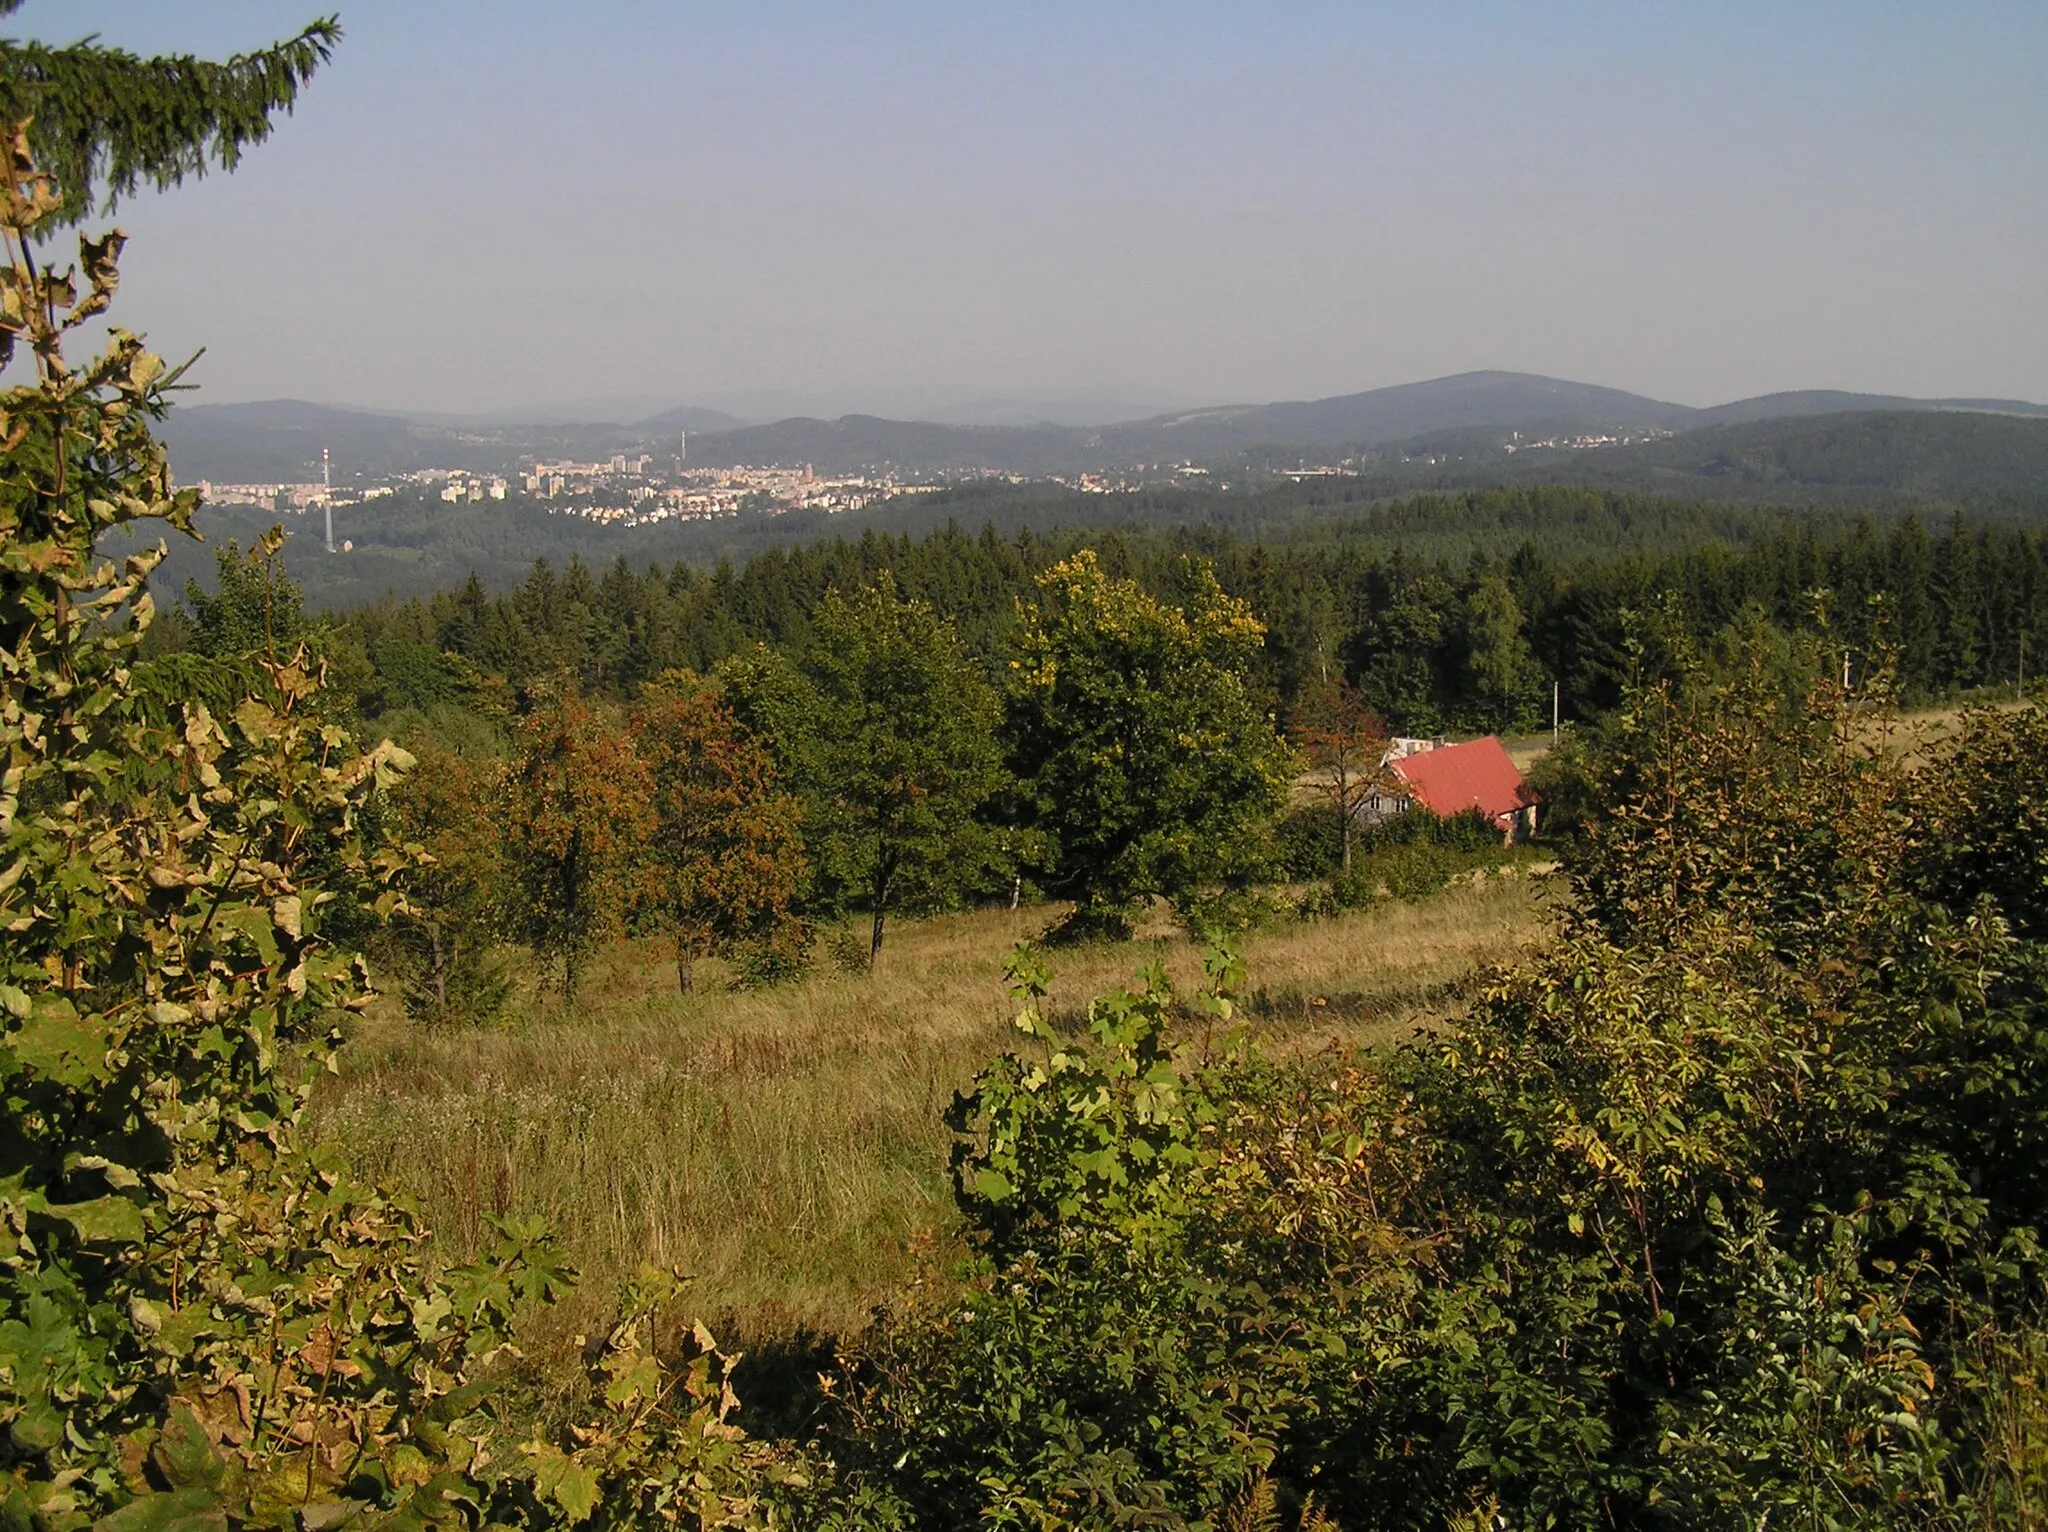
321;446;335;552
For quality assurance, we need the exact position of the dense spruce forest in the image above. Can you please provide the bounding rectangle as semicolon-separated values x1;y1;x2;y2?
157;489;2048;746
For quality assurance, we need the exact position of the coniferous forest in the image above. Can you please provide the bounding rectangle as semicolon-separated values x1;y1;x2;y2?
159;497;2047;743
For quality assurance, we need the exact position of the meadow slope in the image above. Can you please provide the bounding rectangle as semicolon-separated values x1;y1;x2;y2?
316;875;1556;1341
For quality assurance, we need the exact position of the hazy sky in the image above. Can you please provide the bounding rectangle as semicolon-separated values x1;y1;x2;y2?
13;1;2048;418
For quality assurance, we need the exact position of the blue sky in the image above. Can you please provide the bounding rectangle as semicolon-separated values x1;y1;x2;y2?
12;2;2047;418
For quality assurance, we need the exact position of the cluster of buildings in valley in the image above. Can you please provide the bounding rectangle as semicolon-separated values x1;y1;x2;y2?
196;479;391;510
193;455;944;543
1501;428;1676;453
535;463;942;529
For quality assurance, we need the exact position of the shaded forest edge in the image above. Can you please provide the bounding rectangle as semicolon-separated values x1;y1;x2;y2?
155;492;2048;751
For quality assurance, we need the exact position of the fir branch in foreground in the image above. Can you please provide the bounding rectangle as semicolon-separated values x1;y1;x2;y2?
0;14;340;223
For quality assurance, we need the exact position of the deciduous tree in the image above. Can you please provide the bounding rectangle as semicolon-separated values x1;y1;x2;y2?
629;673;805;991
503;683;654;997
385;743;511;1024
1008;551;1293;939
0;126;525;1531
1286;673;1387;870
728;577;1005;964
807;576;1004;964
0;89;778;1532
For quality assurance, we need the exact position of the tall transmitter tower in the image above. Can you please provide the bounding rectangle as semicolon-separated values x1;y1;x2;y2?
321;447;335;553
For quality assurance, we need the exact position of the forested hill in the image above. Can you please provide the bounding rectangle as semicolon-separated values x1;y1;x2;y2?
1496;410;2048;503
128;481;1854;613
160;372;2048;484
210;496;2047;746
133;406;2048;613
653;392;2048;478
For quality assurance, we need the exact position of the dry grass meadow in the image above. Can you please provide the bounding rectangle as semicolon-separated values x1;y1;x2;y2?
317;702;2005;1355
314;872;1559;1345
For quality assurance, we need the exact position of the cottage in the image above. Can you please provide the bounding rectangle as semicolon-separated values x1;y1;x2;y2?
1364;734;1539;842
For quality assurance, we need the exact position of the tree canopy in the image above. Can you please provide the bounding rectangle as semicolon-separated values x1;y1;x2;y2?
1007;551;1294;937
729;574;1005;963
629;673;805;990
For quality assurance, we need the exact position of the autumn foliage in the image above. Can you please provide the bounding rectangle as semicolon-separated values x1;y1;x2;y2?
629;674;804;992
1285;674;1389;870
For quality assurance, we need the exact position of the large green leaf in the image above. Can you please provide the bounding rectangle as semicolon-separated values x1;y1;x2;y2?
9;995;111;1087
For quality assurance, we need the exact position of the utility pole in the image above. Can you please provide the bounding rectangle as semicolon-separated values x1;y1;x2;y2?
1551;679;1559;746
321;446;335;554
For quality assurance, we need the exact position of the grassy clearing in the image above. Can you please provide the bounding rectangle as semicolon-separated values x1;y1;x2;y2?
315;873;1556;1344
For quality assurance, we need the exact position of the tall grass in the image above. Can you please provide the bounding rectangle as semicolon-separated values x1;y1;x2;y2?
315;875;1555;1342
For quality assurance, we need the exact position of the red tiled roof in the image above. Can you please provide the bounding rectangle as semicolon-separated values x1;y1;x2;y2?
1391;735;1536;829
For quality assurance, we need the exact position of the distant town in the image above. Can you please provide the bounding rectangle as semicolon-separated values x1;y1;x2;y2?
194;457;971;541
180;408;1709;554
188;451;1308;545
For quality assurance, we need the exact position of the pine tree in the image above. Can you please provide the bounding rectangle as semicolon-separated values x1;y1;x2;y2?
1458;569;1545;734
185;537;306;659
0;4;339;226
1887;515;1939;696
1932;512;1984;692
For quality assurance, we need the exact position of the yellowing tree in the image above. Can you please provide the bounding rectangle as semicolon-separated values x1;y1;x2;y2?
1287;674;1389;871
503;684;654;997
384;743;511;1024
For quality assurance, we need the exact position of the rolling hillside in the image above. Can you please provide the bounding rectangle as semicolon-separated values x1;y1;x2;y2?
163;373;2048;483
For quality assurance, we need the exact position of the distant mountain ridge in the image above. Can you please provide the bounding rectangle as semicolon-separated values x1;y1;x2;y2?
672;371;2048;472
1122;371;1695;443
158;372;2048;483
1691;389;2048;428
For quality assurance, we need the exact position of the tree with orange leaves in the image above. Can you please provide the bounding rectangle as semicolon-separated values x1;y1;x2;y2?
1287;672;1390;871
503;682;655;998
384;743;511;1024
630;673;806;992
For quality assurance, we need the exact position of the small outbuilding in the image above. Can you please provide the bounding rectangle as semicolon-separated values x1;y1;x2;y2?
1373;734;1539;842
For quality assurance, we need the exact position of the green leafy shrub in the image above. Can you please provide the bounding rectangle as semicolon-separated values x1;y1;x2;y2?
1175;887;1279;944
798;646;2048;1528
1375;841;1453;899
731;917;814;989
1292;882;1341;921
1354;804;1499;855
1272;804;1343;881
1328;859;1382;910
0;135;779;1531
